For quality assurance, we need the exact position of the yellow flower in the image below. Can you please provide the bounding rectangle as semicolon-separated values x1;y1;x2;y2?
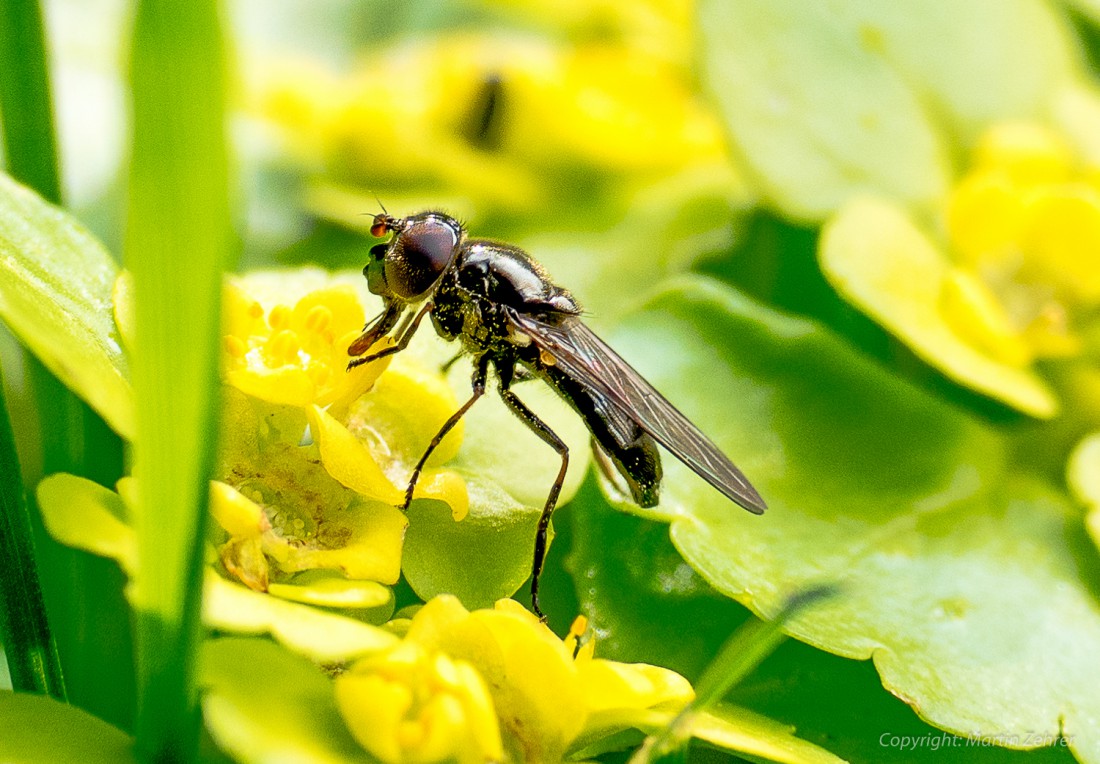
338;595;694;763
821;120;1100;418
212;272;470;595
336;641;504;764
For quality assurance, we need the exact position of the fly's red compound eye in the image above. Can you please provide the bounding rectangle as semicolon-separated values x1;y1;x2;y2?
384;215;460;299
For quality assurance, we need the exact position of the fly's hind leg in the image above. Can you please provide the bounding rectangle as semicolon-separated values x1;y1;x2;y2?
403;355;489;510
498;382;568;621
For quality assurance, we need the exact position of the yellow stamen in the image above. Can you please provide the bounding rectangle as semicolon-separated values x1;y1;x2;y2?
223;334;247;358
305;304;333;334
265;329;300;366
268;304;292;330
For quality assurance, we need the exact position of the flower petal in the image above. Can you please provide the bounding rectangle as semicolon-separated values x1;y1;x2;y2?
306;404;404;504
264;498;407;584
578;659;694;714
204;572;399;663
226;364;316;407
36;474;136;575
267;571;394;611
1068;432;1100;553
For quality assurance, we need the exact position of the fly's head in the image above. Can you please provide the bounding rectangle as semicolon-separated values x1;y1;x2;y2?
364;211;464;303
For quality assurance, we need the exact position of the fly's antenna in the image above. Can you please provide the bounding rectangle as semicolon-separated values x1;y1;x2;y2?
373;192;389;218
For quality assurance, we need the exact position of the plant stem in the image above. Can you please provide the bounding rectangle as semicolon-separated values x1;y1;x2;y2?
0;374;65;697
0;0;69;702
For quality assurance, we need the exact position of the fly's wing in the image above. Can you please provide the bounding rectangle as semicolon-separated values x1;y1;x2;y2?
510;310;766;514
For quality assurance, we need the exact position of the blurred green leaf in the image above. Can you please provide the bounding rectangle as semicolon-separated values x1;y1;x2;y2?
698;0;1076;222
0;173;131;437
125;0;233;758
599;276;1099;760
0;690;136;763
200;637;372;764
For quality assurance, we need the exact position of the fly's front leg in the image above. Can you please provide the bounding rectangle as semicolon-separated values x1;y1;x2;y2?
402;355;489;511
347;301;433;370
347;302;403;358
498;381;568;621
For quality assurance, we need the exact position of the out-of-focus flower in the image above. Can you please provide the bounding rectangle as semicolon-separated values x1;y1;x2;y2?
489;0;694;65
254;31;736;223
336;595;694;763
1068;433;1100;552
821;121;1100;418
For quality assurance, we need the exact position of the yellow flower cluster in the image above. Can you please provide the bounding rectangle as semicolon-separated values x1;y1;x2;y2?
336;596;694;764
211;275;468;598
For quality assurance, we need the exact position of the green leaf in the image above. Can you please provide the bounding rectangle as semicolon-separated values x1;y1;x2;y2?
0;173;131;437
0;690;136;763
569;483;1078;763
571;439;1080;763
0;378;64;697
698;0;1076;222
600;276;1100;761
199;637;373;764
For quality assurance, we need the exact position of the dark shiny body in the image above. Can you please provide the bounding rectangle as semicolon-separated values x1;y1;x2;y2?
429;240;665;507
348;211;765;617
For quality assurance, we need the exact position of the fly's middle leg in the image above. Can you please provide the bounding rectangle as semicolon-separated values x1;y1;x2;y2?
497;383;568;621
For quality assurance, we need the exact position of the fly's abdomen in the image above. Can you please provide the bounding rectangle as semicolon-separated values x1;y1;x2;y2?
538;363;661;507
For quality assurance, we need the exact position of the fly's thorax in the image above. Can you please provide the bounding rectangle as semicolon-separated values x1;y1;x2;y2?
458;240;581;314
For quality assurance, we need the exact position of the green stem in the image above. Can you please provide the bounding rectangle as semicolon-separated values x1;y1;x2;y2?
0;373;65;697
0;0;61;204
126;1;233;760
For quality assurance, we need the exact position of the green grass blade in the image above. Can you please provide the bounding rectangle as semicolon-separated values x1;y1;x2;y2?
635;586;835;763
0;374;65;697
0;0;60;204
0;0;73;705
125;1;234;760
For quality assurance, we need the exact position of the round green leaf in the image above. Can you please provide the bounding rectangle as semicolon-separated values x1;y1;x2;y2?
602;276;1100;761
567;478;1078;763
698;0;950;222
0;691;136;763
698;0;1077;222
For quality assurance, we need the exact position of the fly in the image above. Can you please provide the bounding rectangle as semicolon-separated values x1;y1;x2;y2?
347;210;766;618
